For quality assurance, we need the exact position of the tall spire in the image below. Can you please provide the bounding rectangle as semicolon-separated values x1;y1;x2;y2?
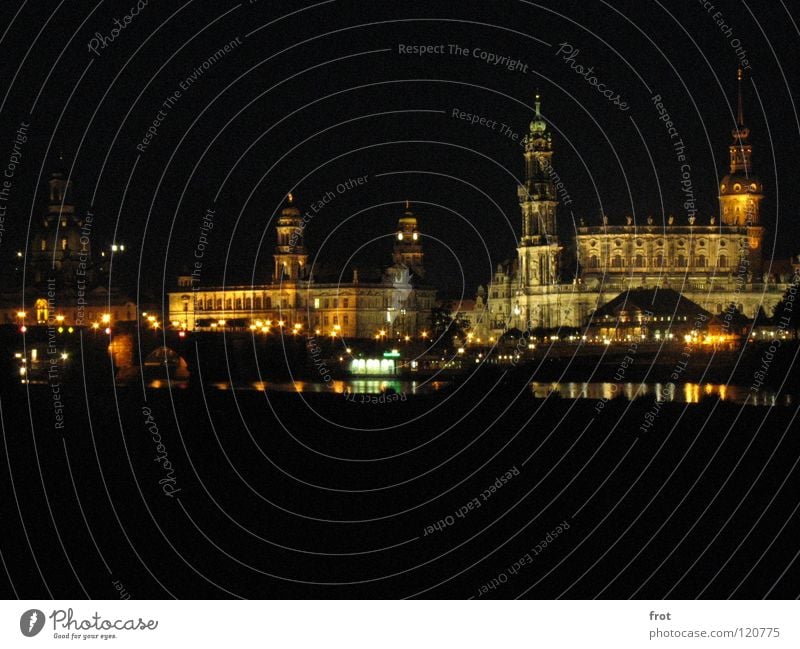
729;68;751;173
737;67;745;127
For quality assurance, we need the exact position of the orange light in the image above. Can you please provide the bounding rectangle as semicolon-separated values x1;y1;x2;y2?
16;311;26;319
101;313;111;324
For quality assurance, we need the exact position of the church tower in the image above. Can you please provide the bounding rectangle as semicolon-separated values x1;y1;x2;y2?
273;194;308;281
392;201;424;278
516;94;560;288
718;68;764;272
719;68;764;227
29;161;90;285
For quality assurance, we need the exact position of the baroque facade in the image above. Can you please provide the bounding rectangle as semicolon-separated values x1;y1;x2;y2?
481;73;793;335
168;199;436;338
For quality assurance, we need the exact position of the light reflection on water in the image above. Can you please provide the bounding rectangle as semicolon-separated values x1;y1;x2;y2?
530;382;789;406
208;380;446;395
144;379;788;406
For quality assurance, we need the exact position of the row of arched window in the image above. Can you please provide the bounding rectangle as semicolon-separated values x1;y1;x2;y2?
588;255;730;269
196;296;275;311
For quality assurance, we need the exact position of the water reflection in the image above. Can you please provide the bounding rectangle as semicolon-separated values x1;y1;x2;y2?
207;380;447;395
530;382;788;406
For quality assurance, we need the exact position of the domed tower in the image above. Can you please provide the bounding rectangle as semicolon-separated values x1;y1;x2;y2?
273;193;308;281
719;69;764;227
29;162;90;285
392;200;424;278
718;68;764;272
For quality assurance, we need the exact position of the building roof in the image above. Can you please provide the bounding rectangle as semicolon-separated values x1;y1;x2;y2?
592;288;710;320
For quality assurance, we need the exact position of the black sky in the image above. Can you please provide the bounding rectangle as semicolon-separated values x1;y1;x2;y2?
1;0;799;298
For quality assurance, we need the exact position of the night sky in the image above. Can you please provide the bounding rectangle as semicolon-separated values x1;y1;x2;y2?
1;0;799;299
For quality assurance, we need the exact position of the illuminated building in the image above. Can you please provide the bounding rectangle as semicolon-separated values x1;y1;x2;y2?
480;70;795;335
169;199;437;338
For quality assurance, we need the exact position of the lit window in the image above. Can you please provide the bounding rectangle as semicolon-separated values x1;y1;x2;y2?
314;298;320;309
